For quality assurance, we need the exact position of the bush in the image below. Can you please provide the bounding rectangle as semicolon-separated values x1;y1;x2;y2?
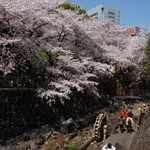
59;2;76;11
37;49;57;65
59;2;89;19
38;49;50;62
83;14;90;20
145;38;150;71
78;9;86;15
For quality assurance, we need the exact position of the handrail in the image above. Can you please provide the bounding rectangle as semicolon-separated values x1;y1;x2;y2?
117;89;150;97
0;76;47;88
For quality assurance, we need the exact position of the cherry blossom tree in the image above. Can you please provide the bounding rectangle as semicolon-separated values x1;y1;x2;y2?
0;0;147;105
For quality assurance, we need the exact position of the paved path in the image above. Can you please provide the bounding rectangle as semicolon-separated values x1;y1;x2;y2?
88;102;145;150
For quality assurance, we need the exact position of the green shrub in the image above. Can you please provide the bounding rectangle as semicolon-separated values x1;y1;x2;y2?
65;143;78;150
37;49;57;65
49;53;56;62
144;64;150;71
145;38;150;58
78;132;86;138
65;132;85;150
59;2;76;11
59;2;89;19
83;14;90;19
78;9;86;15
38;49;50;62
145;37;150;71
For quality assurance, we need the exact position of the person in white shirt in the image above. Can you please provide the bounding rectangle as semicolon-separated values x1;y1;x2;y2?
102;143;116;150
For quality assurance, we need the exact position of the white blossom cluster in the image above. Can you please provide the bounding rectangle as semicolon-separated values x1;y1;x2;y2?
0;0;66;12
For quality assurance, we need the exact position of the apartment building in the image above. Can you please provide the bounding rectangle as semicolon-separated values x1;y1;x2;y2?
87;4;120;24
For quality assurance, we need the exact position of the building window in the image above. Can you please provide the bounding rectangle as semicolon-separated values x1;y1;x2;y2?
108;15;115;19
108;11;115;15
90;13;98;19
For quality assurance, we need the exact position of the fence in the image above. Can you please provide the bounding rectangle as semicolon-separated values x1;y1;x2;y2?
0;76;47;88
117;89;150;97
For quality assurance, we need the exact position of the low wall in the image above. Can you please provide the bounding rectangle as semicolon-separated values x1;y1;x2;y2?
0;90;54;140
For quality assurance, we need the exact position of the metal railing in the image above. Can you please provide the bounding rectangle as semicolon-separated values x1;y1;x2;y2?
0;76;47;89
117;89;150;97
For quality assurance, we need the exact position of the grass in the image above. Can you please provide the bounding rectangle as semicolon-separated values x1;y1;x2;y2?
65;132;86;150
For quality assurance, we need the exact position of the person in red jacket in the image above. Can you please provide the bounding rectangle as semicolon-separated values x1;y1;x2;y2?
120;108;127;121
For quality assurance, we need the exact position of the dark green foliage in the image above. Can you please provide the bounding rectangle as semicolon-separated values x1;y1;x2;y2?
78;9;86;15
59;2;89;18
83;14;90;19
37;49;57;66
59;2;76;11
49;53;56;62
38;49;50;62
49;53;57;65
144;65;150;71
145;37;150;57
145;38;150;71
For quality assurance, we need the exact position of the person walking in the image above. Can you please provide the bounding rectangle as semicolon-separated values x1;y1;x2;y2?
126;116;134;133
141;103;149;117
137;103;149;130
127;104;134;118
119;116;126;133
120;108;128;121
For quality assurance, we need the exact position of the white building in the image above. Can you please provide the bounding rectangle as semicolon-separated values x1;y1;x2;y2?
87;4;120;24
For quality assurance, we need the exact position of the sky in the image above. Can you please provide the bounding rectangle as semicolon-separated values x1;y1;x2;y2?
67;0;150;30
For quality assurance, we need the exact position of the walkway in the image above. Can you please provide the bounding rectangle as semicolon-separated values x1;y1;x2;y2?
87;102;144;150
